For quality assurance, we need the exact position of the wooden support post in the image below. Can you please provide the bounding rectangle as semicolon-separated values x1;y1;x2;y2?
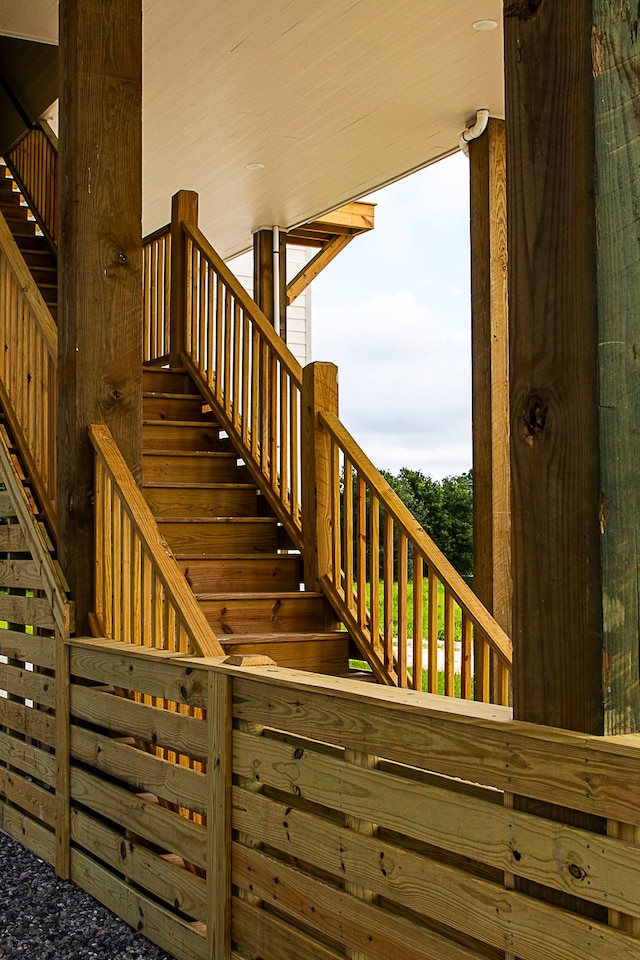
58;0;143;633
55;631;70;879
208;672;232;960
301;362;339;591
252;228;287;339
469;118;511;706
170;190;199;367
505;2;603;735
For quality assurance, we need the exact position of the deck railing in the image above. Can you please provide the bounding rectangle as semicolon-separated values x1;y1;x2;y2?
179;218;304;547
5;121;59;248
90;422;222;658
0;210;57;508
143;223;171;363
166;192;512;699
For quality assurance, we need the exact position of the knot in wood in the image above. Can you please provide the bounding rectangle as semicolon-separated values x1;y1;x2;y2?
505;0;542;19
521;394;547;444
568;863;587;880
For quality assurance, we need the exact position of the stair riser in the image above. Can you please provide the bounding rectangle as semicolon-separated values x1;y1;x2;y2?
179;555;304;593
142;423;231;452
218;634;349;674
161;520;279;553
142;370;199;394
143;454;241;483
144;486;257;518
143;396;211;421
201;596;338;634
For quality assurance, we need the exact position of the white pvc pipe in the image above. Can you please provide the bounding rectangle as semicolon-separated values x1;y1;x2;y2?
459;108;490;156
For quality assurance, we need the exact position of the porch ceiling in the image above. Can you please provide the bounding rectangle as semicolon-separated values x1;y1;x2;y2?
0;0;504;258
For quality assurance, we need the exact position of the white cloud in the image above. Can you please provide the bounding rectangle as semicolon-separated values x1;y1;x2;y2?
311;154;472;479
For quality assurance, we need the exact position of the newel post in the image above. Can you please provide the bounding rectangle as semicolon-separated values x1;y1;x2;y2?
301;362;338;591
169;190;199;367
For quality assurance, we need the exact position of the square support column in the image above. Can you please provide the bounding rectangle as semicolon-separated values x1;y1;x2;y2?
58;0;143;633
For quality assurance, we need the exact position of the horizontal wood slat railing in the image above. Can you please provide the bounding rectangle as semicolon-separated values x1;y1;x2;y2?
319;407;512;698
143;223;171;363
4;640;640;960
90;422;223;658
180;219;304;547
5;121;59;248
0;209;57;509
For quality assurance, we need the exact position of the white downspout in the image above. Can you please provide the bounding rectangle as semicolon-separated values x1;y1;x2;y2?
459;108;490;156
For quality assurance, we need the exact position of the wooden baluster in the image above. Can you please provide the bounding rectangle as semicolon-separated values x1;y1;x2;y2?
427;569;438;694
412;553;423;691
301;362;338;590
444;587;455;697
344;456;354;611
383;512;394;672
169;190;198;367
397;532;408;687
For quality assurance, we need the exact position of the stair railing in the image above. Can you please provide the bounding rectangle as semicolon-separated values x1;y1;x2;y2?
143;223;171;364
0;209;57;520
4;121;59;249
168;192;513;701
175;210;304;548
90;422;223;657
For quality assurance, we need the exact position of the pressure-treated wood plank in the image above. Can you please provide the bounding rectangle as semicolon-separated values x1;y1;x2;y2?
58;0;143;632
70;683;208;761
70;725;207;814
0;767;55;827
0;594;56;631
229;674;640;823
0;523;29;552
0;698;56;746
55;629;71;879
0;661;56;707
67;638;209;707
70;808;207;922
232;729;640;911
233;843;487;960
592;2;640;734
0;800;56;865
208;671;232;960
505;0;602;733
0;730;56;786
0;557;51;590
70;848;207;960
70;766;207;869
0;628;55;668
232;897;345;960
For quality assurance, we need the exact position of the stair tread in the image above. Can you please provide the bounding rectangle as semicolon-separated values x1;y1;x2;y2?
143;449;237;457
217;631;348;642
143;419;218;428
196;591;322;600
143;481;255;490
158;515;276;524
143;391;205;400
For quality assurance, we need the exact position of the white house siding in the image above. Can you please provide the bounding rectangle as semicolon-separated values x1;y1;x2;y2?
227;245;311;368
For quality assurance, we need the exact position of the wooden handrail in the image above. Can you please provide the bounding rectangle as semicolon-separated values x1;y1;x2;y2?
0;209;57;510
90;422;223;658
180;218;304;547
5;123;59;249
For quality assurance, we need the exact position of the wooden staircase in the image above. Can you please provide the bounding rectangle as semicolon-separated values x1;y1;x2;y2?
141;365;352;674
0;163;57;319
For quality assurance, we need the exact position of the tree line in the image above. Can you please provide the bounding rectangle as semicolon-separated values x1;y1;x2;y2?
381;467;472;577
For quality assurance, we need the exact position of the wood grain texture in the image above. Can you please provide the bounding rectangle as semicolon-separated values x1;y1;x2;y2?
58;0;143;631
592;1;640;734
505;0;603;733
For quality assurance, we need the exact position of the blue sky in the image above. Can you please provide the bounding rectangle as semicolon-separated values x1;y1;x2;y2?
311;152;471;481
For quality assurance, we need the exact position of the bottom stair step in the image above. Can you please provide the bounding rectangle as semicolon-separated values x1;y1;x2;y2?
217;631;350;675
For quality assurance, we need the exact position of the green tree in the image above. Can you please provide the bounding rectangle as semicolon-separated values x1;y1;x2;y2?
381;468;472;576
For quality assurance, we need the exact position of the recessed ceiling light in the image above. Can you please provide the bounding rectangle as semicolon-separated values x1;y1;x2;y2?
246;162;265;170
472;19;498;31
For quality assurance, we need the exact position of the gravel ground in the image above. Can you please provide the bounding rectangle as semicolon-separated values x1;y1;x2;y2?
0;830;174;960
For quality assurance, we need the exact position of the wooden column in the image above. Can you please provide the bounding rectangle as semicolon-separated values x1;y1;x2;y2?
506;3;640;735
58;0;143;634
253;228;287;338
301;362;338;591
469;118;511;700
169;190;198;367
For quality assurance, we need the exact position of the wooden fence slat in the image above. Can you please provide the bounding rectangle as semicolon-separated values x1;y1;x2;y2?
70;848;207;960
0;767;55;827
232;897;345;960
0;629;56;668
69;766;207;869
0;698;56;746
70;808;207;921
0;800;56;865
0;661;56;707
0;731;56;786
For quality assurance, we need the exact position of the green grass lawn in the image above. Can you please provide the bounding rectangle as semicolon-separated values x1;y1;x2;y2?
361;579;463;642
349;658;464;696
